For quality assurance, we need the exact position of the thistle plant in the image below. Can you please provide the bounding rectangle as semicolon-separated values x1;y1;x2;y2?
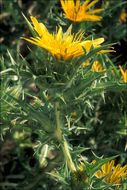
0;0;127;190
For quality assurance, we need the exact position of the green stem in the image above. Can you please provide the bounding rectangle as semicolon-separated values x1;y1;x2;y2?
62;138;76;172
55;102;76;173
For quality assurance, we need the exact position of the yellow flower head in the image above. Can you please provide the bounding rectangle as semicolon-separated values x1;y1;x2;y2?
95;160;127;184
119;65;127;83
60;0;104;22
82;60;104;71
92;61;104;72
119;10;127;23
23;16;110;60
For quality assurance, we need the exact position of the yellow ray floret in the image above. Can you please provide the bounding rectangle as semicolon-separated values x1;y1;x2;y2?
92;61;104;72
119;65;127;83
60;0;104;22
95;160;127;184
23;16;112;60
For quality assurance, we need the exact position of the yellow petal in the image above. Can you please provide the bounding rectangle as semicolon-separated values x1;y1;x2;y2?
85;0;99;10
30;16;48;37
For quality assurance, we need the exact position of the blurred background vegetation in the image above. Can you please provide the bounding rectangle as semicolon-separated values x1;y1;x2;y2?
0;0;127;189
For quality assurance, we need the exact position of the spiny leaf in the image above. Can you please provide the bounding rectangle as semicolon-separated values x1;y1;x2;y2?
22;13;36;37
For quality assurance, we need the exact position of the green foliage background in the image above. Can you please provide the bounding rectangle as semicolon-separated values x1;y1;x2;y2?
0;0;127;190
